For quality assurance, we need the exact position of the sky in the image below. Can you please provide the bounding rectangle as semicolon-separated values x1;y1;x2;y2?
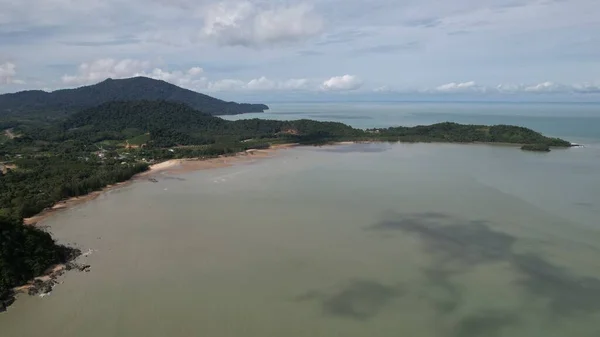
1;0;600;101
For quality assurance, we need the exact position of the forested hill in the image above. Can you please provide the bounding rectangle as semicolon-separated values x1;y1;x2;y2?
35;100;359;146
47;100;570;147
0;77;269;118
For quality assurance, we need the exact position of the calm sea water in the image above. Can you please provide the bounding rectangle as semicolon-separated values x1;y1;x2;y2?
1;102;600;337
222;102;600;144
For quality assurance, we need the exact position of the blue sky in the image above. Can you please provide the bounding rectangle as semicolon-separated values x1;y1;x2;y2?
1;0;600;101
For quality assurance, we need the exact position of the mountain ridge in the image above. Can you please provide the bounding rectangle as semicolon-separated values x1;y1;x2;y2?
0;77;269;117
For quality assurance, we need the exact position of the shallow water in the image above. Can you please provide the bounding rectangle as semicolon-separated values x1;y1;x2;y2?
1;143;600;337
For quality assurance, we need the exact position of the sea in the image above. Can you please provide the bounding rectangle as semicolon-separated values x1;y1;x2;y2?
1;102;599;337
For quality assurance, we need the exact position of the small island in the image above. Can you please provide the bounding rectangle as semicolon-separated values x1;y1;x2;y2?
0;99;574;311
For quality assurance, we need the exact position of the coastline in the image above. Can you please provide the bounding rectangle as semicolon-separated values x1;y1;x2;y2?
4;139;576;311
3;143;298;307
19;138;572;227
23;143;297;226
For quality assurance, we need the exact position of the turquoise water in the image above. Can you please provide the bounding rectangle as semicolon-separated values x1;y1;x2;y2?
1;102;600;337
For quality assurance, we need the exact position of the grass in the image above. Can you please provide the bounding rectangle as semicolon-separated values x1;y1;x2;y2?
127;133;151;146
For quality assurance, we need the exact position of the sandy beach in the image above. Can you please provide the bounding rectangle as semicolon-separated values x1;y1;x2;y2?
23;143;297;226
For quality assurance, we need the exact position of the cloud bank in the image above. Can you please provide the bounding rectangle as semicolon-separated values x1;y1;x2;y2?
200;1;324;47
1;0;599;98
56;59;600;96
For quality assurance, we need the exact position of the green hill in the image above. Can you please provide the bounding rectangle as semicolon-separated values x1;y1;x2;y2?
0;77;268;118
53;101;571;147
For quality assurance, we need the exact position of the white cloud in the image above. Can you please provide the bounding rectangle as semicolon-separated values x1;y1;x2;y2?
61;59;205;88
495;83;524;93
435;81;479;92
321;75;363;91
421;81;600;95
0;62;24;85
245;76;310;91
246;76;276;90
207;79;246;91
187;67;204;76
146;68;207;88
51;58;600;97
523;81;566;93
208;76;311;92
59;59;317;93
61;59;152;85
200;1;323;47
572;83;600;94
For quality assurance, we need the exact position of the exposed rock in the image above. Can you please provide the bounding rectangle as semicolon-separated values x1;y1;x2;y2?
1;296;15;312
65;262;91;272
28;279;55;296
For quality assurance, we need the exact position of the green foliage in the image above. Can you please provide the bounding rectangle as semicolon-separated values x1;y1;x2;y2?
373;122;571;146
488;125;571;146
49;101;362;146
0;157;148;219
127;133;151;146
0;217;79;301
521;144;551;152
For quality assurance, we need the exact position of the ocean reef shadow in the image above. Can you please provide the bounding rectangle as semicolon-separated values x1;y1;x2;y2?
295;280;403;320
368;212;600;319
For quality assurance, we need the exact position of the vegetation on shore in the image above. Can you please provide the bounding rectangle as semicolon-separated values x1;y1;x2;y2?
521;144;551;152
0;99;572;308
1;216;80;310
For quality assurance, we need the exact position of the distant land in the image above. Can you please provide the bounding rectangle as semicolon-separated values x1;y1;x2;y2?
0;77;269;118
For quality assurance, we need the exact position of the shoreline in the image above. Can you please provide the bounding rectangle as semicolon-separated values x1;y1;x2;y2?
5;139;577;310
20;139;573;226
4;143;298;309
23;143;298;226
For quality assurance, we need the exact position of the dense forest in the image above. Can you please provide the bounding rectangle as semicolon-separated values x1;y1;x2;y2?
0;99;572;308
1;217;79;310
0;76;268;119
372;123;571;146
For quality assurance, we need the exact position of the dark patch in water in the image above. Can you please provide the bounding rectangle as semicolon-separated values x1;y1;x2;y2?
452;310;519;337
370;212;600;317
512;254;600;315
322;143;391;153
574;202;593;207
370;213;516;265
297;280;402;320
422;268;463;314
